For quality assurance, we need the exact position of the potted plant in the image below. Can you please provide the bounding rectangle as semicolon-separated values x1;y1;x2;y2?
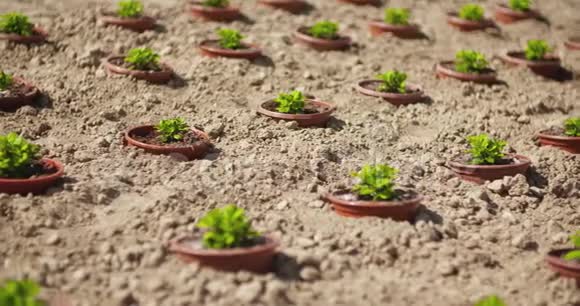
448;134;531;184
337;0;380;6
0;133;64;195
258;0;308;13
447;3;494;32
368;8;422;39
324;164;422;221
199;28;262;60
0;12;47;44
356;70;425;105
124;117;211;160
100;0;156;32
0;279;72;306
0;70;40;111
495;0;538;24
436;50;498;84
545;231;580;288
294;21;351;51
256;90;335;127
565;37;580;51
170;204;279;273
102;47;174;83
500;40;561;77
474;295;507;306
187;0;241;22
537;117;580;154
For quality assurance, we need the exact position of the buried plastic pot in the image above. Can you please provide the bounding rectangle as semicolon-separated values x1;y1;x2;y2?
0;26;47;44
565;37;580;51
368;20;422;39
356;80;424;105
537;129;580;154
494;4;539;24
100;14;156;32
545;249;580;288
257;99;335;127
0;159;64;195
124;125;211;160
324;191;421;221
436;61;498;84
0;77;40;111
448;154;531;184
199;40;262;60
446;12;494;32
293;27;351;51
499;51;561;77
187;1;241;21
258;0;308;13
103;56;174;83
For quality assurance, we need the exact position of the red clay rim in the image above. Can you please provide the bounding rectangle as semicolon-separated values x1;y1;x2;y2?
436;61;498;84
0;159;65;194
537;130;580;154
325;191;422;220
325;192;423;209
367;20;421;38
99;14;156;32
448;154;532;184
564;38;580;51
187;1;241;21
103;56;174;83
337;0;380;5
446;12;494;31
293;27;351;51
0;26;47;44
258;0;308;12
169;235;279;257
545;249;580;278
124;125;211;160
500;51;561;68
0;77;40;110
495;4;538;19
448;154;532;171
257;99;336;127
356;80;424;105
199;40;262;59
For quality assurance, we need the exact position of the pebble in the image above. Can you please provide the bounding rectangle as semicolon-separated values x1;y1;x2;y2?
235;281;263;303
299;266;320;281
308;200;325;209
45;233;61;245
487;180;505;194
275;200;289;210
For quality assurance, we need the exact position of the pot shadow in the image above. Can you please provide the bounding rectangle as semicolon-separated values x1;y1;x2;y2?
167;74;187;89
531;67;574;82
0;92;53;113
237;14;255;25
413;205;444;225
527;166;548;189
153;23;167;33
252;55;275;68
273;253;301;281
534;14;551;27
297;2;316;15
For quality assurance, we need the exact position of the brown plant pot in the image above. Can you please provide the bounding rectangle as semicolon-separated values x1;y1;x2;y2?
325;191;421;221
356;80;425;105
103;56;174;83
257;99;336;127
545;249;580;287
187;1;241;21
448;154;532;184
565;37;580;51
258;0;308;13
169;236;279;273
0;159;64;195
494;4;539;24
537;130;580;154
436;61;498;84
368;20;422;39
0;77;40;111
499;51;562;77
293;27;351;51
446;12;494;32
0;27;47;44
100;14;156;32
337;0;380;6
124;125;211;160
199;40;262;60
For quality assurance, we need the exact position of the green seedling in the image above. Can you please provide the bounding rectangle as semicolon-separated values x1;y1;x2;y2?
376;70;407;93
474;295;507;306
0;279;46;306
308;21;339;40
155;118;189;143
525;40;551;61
459;4;485;21
202;0;229;7
117;0;143;18
509;0;531;11
218;28;244;50
274;90;305;114
197;204;259;249
467;134;506;165
124;47;160;71
455;50;489;73
0;71;14;91
0;12;34;36
0;133;40;178
352;164;398;201
563;231;580;261
564;117;580;137
384;8;410;25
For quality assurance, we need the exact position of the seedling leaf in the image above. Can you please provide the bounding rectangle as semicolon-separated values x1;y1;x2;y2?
474;295;506;306
459;4;485;21
124;47;160;71
570;230;580;248
384;8;410;25
308;21;339;39
0;279;46;306
352;164;398;201
202;0;229;7
197;204;259;249
117;0;143;18
467;134;506;165
563;118;580;137
455;50;489;73
509;0;531;11
525;40;551;61
376;70;407;93
0;12;34;36
0;71;14;91
217;28;244;50
274;90;305;114
155;118;189;143
0;133;41;178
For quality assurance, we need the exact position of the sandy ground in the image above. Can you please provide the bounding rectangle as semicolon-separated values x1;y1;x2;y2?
0;0;579;305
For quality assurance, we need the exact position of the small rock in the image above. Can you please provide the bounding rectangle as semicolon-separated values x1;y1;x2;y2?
308;200;325;209
45;233;61;245
551;232;569;244
529;186;545;198
72;269;89;281
506;174;529;197
299;266;320;281
516;115;530;124
487;180;505;194
284;121;299;130
295;237;316;248
511;233;537;250
501;211;518;225
275;200;289;210
16;105;38;116
436;261;457;276
235;281;263;303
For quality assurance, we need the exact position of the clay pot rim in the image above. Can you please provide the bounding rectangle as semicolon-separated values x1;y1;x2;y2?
545;248;580;271
356;80;424;99
495;4;538;17
500;51;561;67
103;55;173;74
0;26;47;41
537;130;580;141
0;158;64;183
325;191;423;208
2;76;40;98
294;27;352;45
564;37;580;50
125;125;211;150
187;1;240;11
368;19;420;30
258;0;307;4
257;99;336;120
446;12;494;27
448;154;531;170
169;235;279;257
436;60;498;79
199;39;262;56
99;14;156;25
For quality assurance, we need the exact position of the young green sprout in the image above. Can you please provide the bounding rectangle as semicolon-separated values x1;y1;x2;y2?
376;70;407;93
117;0;143;18
352;164;398;201
124;47;160;71
197;204;259;249
0;12;34;36
274;90;305;114
474;295;507;306
459;4;485;21
308;21;339;40
384;8;410;26
0;71;14;91
0;279;46;306
155;118;189;143
0;133;40;178
509;0;531;11
202;0;229;7
217;28;244;50
564;117;580;137
525;40;551;61
563;231;580;261
467;134;507;165
455;50;489;73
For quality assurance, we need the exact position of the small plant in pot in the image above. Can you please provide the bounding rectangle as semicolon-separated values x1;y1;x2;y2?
124;117;211;161
0;12;47;44
0;70;41;111
324;164;422;220
474;295;507;306
356;70;425;105
188;0;241;22
199;28;262;60
100;0;156;32
537;117;580;154
0;279;72;306
545;231;580;288
500;40;561;77
448;134;531;184
0;133;64;195
495;0;538;24
436;50;498;84
258;0;309;14
447;3;494;32
294;21;352;51
368;8;423;39
169;204;279;273
256;90;336;127
103;47;174;83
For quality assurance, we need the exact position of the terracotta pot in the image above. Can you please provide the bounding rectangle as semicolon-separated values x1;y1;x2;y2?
258;0;308;13
446;12;494;32
0;27;47;44
537;130;580;154
565;37;580;51
199;40;262;60
356;80;424;105
293;27;351;51
124;125;211;160
337;0;380;6
436;61;498;84
169;235;279;273
257;99;335;127
545;249;580;287
103;56;174;83
494;4;539;24
499;51;561;77
368;20;422;38
187;1;241;21
0;77;40;111
100;14;156;32
448;154;531;184
325;191;421;221
0;159;64;195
